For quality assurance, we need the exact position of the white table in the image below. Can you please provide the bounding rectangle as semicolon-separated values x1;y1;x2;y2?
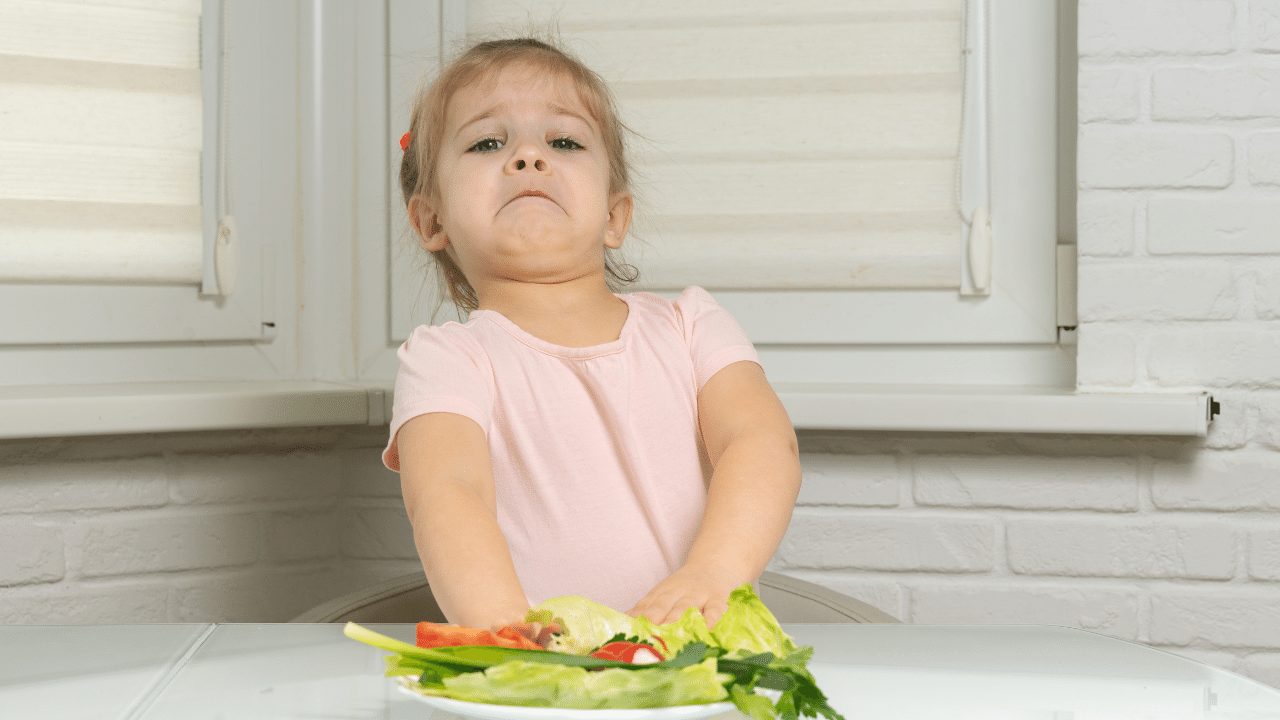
2;623;1278;719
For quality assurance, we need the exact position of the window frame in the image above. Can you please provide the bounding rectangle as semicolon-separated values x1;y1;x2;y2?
0;0;278;347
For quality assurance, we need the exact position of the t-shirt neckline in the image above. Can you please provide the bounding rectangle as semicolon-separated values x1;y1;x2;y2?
469;292;635;359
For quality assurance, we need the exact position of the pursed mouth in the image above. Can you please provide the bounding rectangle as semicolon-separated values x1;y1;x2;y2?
506;193;558;208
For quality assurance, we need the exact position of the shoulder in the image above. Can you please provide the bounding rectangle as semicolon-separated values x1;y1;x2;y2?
398;319;491;369
622;285;722;324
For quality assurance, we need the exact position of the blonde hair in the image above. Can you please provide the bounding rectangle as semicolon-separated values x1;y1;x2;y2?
399;32;646;316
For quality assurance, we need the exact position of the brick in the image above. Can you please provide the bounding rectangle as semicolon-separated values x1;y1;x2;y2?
264;510;340;562
170;568;341;622
1078;261;1238;321
1078;0;1234;56
1006;519;1235;579
776;511;995;573
1239;654;1280;691
1153;452;1280;511
1077;193;1137;257
76;513;261;577
1151;593;1280;648
913;455;1137;511
1079;129;1232;189
1259;263;1280;320
1078;67;1143;122
1249;529;1280;581
1148;197;1280;254
0;584;168;623
910;584;1140;638
1255;393;1280;449
1148;330;1280;387
796;453;898;507
1076;326;1138;388
1252;0;1280;51
170;452;343;504
1154;68;1280;120
0;459;167;514
341;507;417;559
0;522;63;587
1248;133;1280;186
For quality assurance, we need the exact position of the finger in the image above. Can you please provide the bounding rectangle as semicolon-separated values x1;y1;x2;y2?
637;607;665;624
642;599;677;625
633;595;674;624
661;598;696;625
703;600;728;629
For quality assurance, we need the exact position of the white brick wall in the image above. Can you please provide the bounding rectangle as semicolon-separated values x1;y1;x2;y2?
773;0;1280;691
1;0;1279;697
0;429;405;624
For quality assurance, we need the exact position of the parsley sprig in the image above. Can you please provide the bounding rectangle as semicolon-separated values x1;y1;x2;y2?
715;646;844;720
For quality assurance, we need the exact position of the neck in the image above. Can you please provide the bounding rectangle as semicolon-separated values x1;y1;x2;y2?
473;274;620;324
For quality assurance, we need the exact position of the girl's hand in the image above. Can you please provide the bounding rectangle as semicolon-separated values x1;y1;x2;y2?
625;563;742;629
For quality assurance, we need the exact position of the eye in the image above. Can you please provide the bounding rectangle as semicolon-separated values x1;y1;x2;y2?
469;136;502;153
551;136;585;151
466;136;586;153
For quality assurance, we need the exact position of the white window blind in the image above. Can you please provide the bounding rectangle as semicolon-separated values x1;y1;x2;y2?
391;0;1058;364
0;0;204;285
468;0;971;292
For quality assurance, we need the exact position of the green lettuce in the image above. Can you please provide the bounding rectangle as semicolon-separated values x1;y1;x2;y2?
524;595;637;655
527;582;794;659
347;583;846;718
425;657;731;709
631;606;717;655
710;584;799;658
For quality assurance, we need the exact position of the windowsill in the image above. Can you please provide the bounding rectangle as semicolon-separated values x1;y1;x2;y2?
772;383;1215;437
0;381;1215;440
0;381;383;440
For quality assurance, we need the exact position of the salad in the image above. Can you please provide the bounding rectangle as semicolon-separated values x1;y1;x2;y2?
344;583;845;719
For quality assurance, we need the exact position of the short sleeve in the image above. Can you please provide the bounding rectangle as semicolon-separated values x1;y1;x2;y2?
382;324;494;473
674;285;763;393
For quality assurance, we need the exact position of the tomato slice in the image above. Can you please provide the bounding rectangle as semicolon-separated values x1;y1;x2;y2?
588;640;664;663
415;621;544;650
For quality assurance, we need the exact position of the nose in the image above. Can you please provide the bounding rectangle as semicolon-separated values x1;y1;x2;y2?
507;139;547;173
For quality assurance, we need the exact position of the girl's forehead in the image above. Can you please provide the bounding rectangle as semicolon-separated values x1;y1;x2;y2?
449;67;590;125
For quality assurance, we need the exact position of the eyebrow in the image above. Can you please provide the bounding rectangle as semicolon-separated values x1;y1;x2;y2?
454;102;593;139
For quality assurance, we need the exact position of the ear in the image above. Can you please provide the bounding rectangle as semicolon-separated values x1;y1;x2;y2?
604;191;633;250
408;195;449;251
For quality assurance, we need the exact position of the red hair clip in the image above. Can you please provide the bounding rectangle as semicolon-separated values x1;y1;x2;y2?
400;131;412;151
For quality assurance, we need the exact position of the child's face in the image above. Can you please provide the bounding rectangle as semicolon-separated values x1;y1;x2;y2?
415;63;631;289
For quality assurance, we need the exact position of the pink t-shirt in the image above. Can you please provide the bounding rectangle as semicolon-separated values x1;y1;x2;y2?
382;285;762;611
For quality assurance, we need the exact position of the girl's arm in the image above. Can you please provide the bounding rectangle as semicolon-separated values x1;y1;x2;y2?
629;361;802;626
397;413;531;629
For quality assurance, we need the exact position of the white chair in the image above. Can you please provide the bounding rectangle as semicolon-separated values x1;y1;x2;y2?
291;570;900;624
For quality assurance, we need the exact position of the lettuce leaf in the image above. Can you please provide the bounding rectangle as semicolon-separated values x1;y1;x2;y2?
630;606;717;655
419;657;732;709
709;584;799;658
524;595;637;655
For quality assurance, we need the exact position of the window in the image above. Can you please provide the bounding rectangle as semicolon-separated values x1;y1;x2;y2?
0;0;306;394
383;0;1072;388
0;0;273;349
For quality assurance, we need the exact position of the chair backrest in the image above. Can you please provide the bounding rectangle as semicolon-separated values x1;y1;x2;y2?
291;570;899;624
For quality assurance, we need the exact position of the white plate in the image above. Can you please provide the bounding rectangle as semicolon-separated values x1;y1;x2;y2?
395;678;740;719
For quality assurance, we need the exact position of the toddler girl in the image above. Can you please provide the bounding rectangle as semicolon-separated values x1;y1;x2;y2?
383;35;802;635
